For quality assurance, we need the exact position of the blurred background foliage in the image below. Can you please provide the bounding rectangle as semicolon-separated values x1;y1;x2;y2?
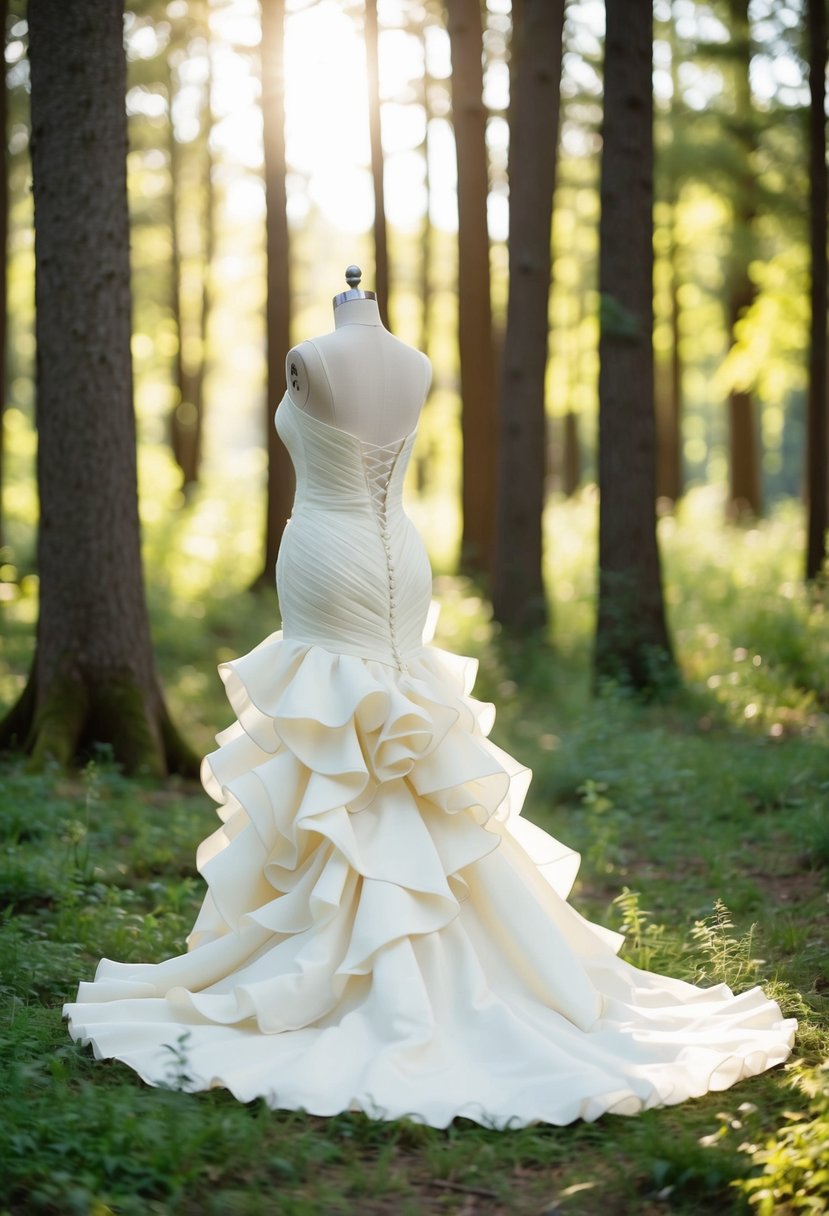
0;3;827;1209
0;0;819;576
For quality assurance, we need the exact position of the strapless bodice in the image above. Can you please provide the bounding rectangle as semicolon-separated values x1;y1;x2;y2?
274;392;433;669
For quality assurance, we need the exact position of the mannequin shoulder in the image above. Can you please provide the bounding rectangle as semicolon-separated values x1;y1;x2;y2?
285;344;309;407
285;340;329;407
387;335;432;397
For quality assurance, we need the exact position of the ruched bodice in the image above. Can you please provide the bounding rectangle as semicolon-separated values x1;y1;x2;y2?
275;392;432;669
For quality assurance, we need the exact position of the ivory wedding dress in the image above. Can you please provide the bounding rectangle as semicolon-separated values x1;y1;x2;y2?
63;391;796;1127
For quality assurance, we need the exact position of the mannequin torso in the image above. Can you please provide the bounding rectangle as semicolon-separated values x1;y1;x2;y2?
285;298;432;446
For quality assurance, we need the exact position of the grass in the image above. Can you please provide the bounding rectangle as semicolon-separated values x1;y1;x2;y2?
0;474;828;1214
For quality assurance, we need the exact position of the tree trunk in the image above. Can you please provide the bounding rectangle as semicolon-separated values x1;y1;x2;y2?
446;0;497;579
656;200;683;503
365;0;389;327
655;7;683;506
668;211;683;498
562;410;581;497
257;0;294;589
419;26;433;364
165;10;212;493
0;0;8;552
726;0;761;520
728;383;761;519
414;25;433;495
188;23;215;490
491;0;564;633
594;0;676;694
0;0;198;776
165;50;194;489
562;266;584;498
805;0;827;582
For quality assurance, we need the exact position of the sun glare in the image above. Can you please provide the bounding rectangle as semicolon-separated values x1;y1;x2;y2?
284;8;369;171
207;0;455;235
133;1;809;240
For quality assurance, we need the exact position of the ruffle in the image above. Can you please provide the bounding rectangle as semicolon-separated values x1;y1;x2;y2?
63;620;797;1128
191;631;566;973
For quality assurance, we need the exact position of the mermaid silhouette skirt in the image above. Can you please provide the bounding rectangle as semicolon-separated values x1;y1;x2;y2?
62;393;796;1127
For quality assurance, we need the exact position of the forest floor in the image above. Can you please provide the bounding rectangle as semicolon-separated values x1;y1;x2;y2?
0;487;827;1215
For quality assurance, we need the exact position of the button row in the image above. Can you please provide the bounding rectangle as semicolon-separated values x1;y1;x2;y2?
380;524;407;671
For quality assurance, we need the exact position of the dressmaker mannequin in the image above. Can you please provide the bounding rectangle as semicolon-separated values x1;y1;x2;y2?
285;266;431;445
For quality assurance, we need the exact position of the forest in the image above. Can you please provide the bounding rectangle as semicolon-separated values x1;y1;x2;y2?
0;0;827;1213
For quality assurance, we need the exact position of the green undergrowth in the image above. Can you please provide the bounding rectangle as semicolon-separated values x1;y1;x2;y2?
1;487;828;1213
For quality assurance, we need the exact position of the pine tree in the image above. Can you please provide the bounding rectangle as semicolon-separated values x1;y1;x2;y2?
257;0;294;588
446;0;497;578
805;0;827;580
492;0;565;633
0;0;197;774
594;0;676;692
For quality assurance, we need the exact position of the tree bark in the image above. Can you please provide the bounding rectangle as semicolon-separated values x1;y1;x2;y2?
594;0;676;693
365;0;389;327
491;0;564;633
257;0;294;589
725;0;761;520
805;0;827;582
0;0;198;775
446;0;497;578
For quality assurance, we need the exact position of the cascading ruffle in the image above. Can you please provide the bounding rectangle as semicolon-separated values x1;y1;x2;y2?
186;631;543;978
63;619;797;1127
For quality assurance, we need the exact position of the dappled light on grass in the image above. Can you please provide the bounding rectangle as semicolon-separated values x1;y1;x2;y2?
1;741;823;1212
1;458;827;1210
662;491;827;735
698;1062;829;1215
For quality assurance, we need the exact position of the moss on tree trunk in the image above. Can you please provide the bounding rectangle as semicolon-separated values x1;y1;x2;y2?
0;657;199;777
11;1;201;781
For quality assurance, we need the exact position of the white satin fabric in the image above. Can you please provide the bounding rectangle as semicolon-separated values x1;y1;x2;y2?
63;392;796;1127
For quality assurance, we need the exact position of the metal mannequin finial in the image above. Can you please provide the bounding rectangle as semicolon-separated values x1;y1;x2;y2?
333;265;377;309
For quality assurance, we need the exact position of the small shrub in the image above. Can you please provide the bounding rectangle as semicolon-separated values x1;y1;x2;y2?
732;1061;829;1214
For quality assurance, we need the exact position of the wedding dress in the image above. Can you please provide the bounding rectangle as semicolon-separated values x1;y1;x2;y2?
63;390;796;1127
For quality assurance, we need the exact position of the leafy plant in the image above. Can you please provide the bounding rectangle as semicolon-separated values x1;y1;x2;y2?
611;886;686;976
732;1062;829;1214
689;898;763;989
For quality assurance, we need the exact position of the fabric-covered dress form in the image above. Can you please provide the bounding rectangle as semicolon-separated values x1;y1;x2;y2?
62;391;796;1127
